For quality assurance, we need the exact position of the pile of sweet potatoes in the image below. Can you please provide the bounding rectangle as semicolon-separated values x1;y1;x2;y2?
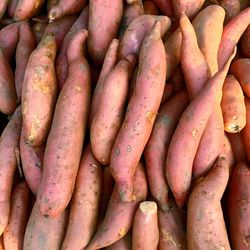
0;0;250;249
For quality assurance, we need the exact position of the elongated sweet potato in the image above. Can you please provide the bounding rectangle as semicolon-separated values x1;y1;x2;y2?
106;232;132;250
242;97;250;162
22;33;57;147
218;7;250;70
56;6;89;89
0;48;17;115
43;15;77;47
62;145;102;250
166;49;236;208
48;0;87;20
158;198;187;250
132;201;159;250
151;0;174;17
173;0;205;20
230;58;250;98
23;201;68;250
14;0;45;21
144;91;189;212
86;163;148;249
38;30;91;217
221;75;246;132
91;54;136;165
89;39;119;127
8;0;18;18
20;130;44;195
193;5;225;76
88;0;123;65
228;161;250;250
227;132;247;162
3;181;30;250
187;157;230;250
118;0;144;38
0;106;22;236
15;21;36;103
110;22;166;202
118;14;171;60
0;0;9;20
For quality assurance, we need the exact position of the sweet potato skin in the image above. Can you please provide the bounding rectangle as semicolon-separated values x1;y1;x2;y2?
144;1;159;15
106;232;132;250
241;25;250;57
3;182;30;250
22;33;57;147
38;30;91;217
88;0;123;65
62;145;102;250
0;107;22;236
144;91;189;211
151;0;174;17
23;201;68;250
228;161;250;250
0;0;9;20
8;0;18;17
242;97;250;163
110;22;166;201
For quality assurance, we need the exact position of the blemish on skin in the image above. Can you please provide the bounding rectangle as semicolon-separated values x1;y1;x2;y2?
115;148;120;156
192;129;198;138
118;228;126;238
75;86;82;92
146;110;157;123
243;235;250;246
127;145;132;152
161;229;180;247
28;116;41;142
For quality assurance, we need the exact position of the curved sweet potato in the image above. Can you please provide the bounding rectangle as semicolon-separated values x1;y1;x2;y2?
0;107;22;236
118;14;171;60
91;54;136;165
22;33;57;147
187;157;230;250
62;145;102;250
86;163;148;249
3;181;30;250
144;91;189;211
88;0;123;65
110;22;166;201
38;30;91;217
48;0;87;20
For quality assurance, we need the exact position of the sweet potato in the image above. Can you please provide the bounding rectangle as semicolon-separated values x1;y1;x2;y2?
180;13;210;99
144;91;189;211
110;22;166;202
88;0;123;65
0;48;17;115
221;75;246;132
98;166;114;224
0;106;22;236
23;201;68;250
56;6;89;89
218;7;250;70
0;237;3;250
242;97;250;162
193;5;225;76
15;21;36;103
166;48;236;208
0;23;19;61
241;25;250;57
187;157;230;250
43;15;77;47
14;0;45;21
132;201;159;250
151;0;174;17
118;15;171;60
32;22;47;43
3;181;30;250
106;232;132;250
227;132;247;162
144;1;159;15
48;0;87;21
89;39;119;127
86;162;148;249
230;58;250;98
158;197;187;250
172;0;205;20
119;0;144;38
228;161;250;250
0;0;9;20
218;0;249;23
7;0;18;17
38;30;91;217
21;33;57;147
62;145;102;250
20;130;44;195
221;135;235;173
91;54;136;165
